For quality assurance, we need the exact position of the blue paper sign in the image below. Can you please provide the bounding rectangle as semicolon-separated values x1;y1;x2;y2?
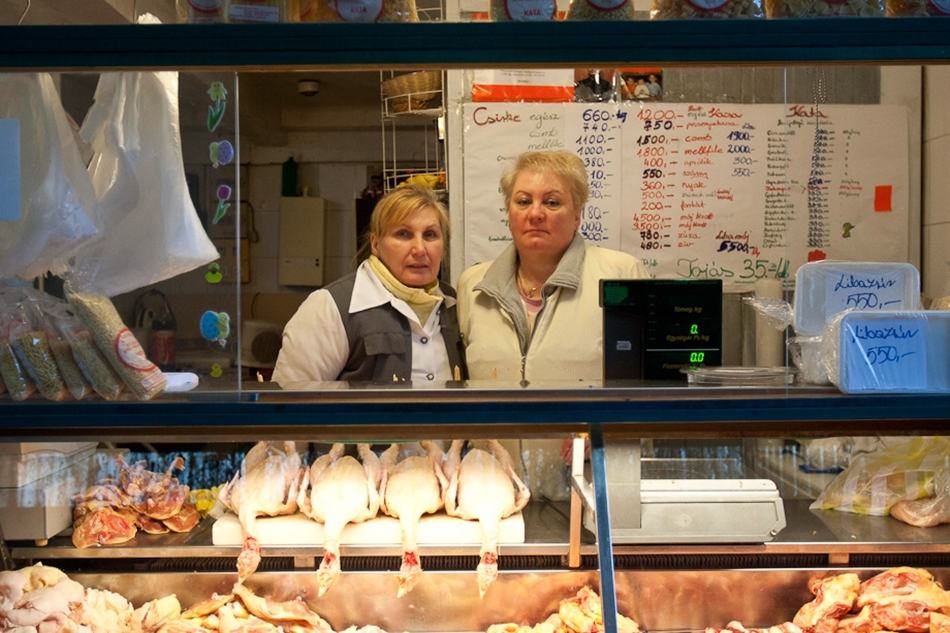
825;268;907;317
0;119;20;221
843;317;927;392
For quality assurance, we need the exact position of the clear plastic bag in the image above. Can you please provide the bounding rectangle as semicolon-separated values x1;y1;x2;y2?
564;0;634;19
10;312;70;402
651;0;761;18
67;291;166;401
70;62;219;298
0;300;36;402
299;0;419;21
0;73;101;282
811;436;950;516
48;305;124;401
890;465;950;527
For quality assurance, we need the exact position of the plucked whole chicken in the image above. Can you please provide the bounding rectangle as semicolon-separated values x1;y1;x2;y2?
218;440;305;583
297;443;382;597
378;441;449;597
443;439;531;598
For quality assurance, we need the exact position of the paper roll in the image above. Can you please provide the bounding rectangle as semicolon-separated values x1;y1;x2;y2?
755;278;786;367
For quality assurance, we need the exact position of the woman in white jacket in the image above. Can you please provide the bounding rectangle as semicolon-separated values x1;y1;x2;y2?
457;150;649;384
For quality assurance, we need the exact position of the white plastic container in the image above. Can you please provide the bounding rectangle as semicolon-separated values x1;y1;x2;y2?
793;261;920;336
828;310;950;394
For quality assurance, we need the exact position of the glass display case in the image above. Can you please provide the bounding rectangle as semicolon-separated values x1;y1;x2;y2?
2;2;950;632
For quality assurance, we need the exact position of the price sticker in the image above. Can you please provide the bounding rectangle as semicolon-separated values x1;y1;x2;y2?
842;315;927;392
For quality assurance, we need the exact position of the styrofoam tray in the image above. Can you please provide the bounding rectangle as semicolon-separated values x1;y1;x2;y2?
793;261;920;336
212;510;525;546
0;455;98;541
0;442;98;488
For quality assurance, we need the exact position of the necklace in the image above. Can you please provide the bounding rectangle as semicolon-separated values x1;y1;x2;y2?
517;269;539;299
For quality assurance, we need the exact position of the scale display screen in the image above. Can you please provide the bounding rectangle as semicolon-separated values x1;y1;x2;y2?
601;279;723;380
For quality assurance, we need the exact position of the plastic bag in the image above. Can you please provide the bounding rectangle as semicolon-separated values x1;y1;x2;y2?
891;465;950;527
9;301;71;402
70;54;218;298
47;303;124;401
67;291;166;400
0;298;36;401
811;436;950;516
0;73;101;281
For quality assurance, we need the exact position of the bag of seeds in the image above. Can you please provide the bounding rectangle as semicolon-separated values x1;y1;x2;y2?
0;304;37;402
49;306;124;402
67;291;166;401
28;301;93;401
9;302;71;402
299;0;419;21
764;0;882;16
565;0;634;20
651;0;761;18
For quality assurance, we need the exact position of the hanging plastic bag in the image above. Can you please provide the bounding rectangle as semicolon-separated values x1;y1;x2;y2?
0;73;101;282
70;34;218;297
811;436;950;516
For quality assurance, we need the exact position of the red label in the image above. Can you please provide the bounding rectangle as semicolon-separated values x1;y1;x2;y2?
114;328;157;372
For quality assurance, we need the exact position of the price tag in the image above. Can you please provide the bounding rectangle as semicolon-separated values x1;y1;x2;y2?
842;315;927;392
0;119;19;221
824;267;908;316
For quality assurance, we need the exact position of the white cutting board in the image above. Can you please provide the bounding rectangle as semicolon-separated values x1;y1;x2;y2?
212;510;525;546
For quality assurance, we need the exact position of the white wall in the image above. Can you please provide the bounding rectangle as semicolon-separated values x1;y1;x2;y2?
922;66;950;303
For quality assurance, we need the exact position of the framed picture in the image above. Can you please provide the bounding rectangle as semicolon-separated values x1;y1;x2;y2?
619;68;663;101
573;68;618;103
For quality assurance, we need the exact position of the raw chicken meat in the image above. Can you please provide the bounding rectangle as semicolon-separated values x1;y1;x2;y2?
118;454;188;520
297;443;382;597
442;440;531;598
378;441;448;597
218;441;305;583
793;573;860;633
71;506;138;549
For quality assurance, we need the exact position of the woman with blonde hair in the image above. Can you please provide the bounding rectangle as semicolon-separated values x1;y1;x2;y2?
458;150;648;383
273;185;466;385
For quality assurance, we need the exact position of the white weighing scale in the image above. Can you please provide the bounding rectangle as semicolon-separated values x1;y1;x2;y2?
571;439;786;544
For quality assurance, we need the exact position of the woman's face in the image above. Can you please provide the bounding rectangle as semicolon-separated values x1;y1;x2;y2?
371;206;444;287
508;170;581;263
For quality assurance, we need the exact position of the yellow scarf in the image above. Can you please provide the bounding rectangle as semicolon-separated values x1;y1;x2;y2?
367;255;441;324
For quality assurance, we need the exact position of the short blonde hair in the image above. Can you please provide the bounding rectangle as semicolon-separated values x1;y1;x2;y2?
357;185;449;263
500;150;589;210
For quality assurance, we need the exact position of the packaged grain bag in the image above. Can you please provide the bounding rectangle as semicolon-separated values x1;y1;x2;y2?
67;291;166;401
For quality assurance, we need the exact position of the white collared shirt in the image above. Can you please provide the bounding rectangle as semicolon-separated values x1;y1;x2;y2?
272;261;454;385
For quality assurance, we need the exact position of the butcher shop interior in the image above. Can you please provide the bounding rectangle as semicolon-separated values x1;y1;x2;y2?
3;0;950;632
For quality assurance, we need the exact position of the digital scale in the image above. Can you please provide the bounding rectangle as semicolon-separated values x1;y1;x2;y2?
601;279;723;380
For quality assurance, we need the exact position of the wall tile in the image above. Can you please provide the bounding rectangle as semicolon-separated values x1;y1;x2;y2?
922;222;950;300
923;135;950;226
925;67;950;141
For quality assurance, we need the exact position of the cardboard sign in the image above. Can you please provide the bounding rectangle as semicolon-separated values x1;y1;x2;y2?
0;119;20;221
842;316;927;392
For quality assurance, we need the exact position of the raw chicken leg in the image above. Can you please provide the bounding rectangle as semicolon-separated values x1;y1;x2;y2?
443;440;530;598
218;441;304;583
297;443;381;596
379;441;448;597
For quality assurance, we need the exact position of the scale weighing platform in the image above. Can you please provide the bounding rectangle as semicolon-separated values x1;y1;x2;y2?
571;439;787;544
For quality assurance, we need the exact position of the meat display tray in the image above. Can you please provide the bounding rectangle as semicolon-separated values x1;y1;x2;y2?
212;510;526;546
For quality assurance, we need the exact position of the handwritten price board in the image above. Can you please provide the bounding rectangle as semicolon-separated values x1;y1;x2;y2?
460;102;910;285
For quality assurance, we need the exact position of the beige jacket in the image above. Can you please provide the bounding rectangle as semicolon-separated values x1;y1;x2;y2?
457;234;650;382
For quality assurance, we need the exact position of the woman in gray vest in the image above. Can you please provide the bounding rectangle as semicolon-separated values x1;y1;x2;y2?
272;186;466;386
